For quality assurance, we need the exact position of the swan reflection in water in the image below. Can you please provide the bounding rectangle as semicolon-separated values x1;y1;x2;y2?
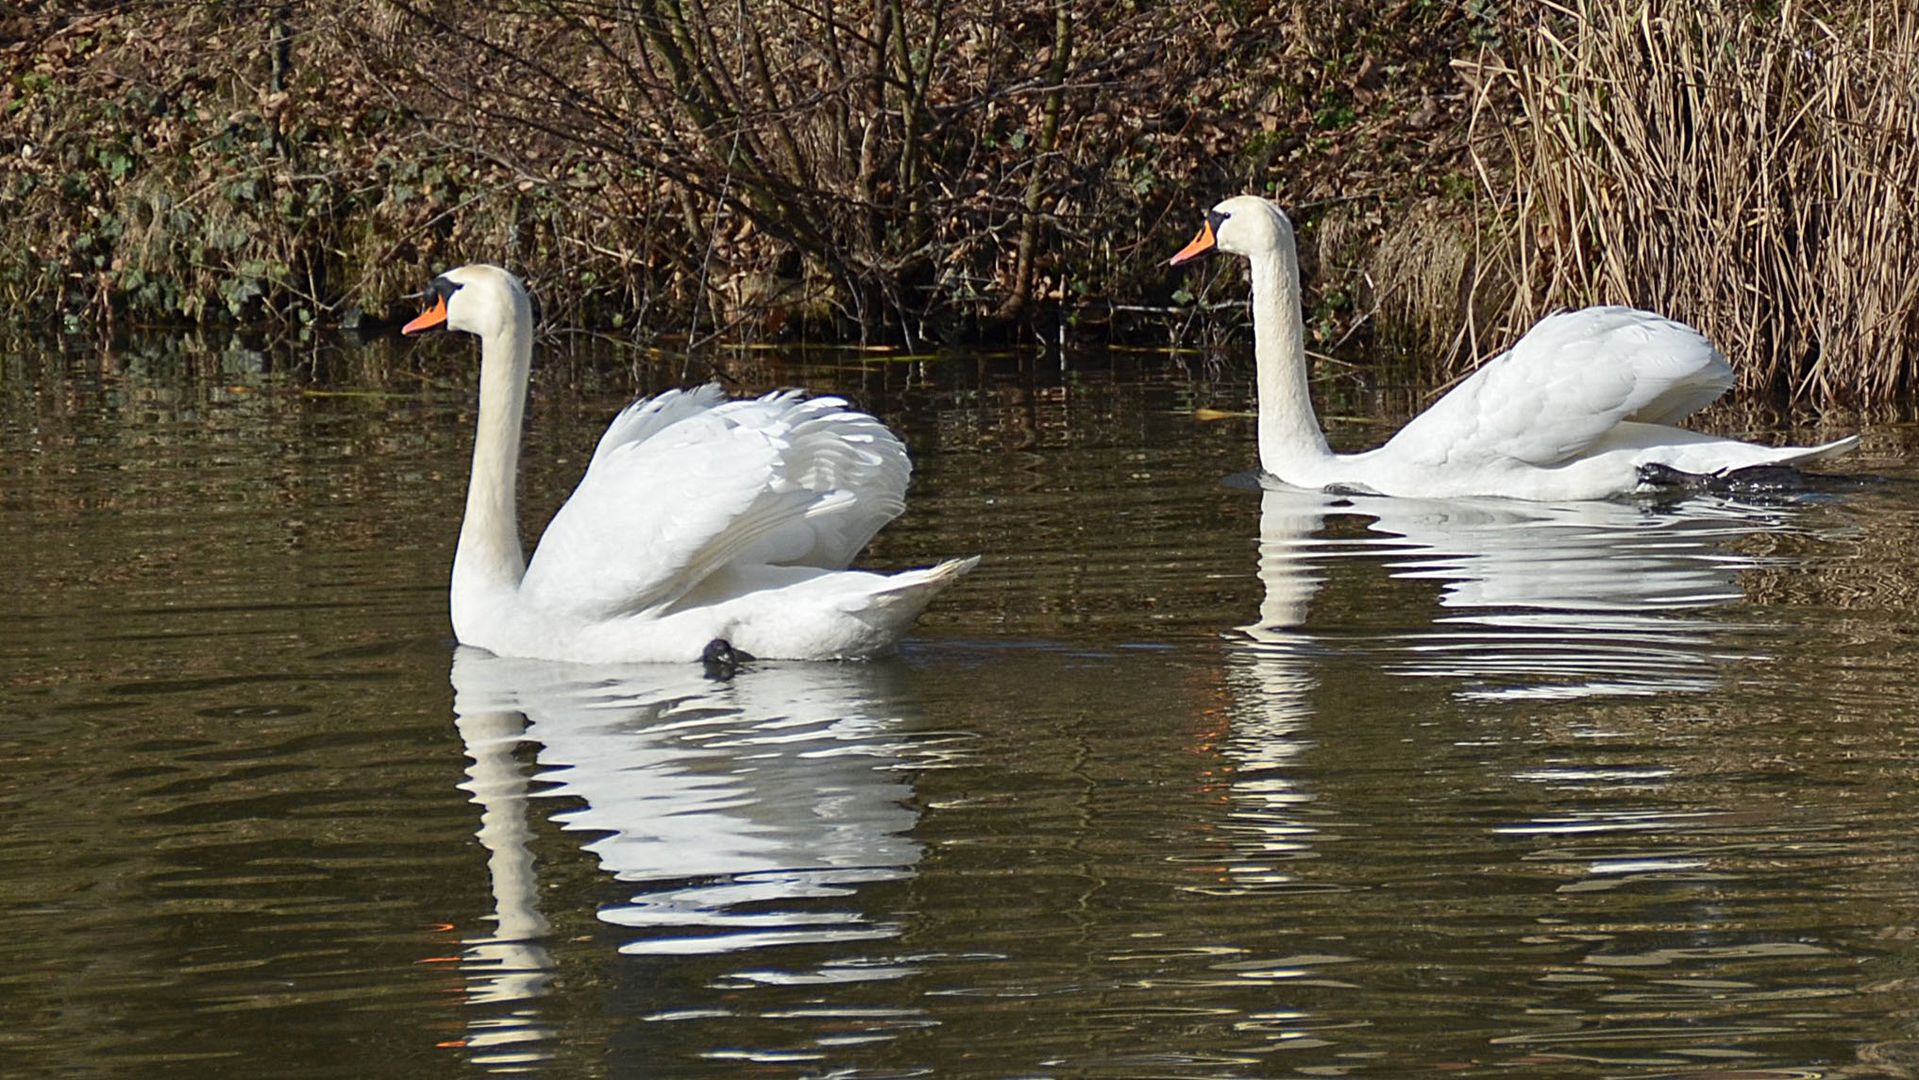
1214;482;1819;1058
1216;481;1794;893
447;648;936;1067
1237;480;1790;701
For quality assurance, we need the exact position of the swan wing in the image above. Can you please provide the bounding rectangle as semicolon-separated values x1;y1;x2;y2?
1384;307;1734;468
587;381;729;466
710;391;911;570
519;387;910;618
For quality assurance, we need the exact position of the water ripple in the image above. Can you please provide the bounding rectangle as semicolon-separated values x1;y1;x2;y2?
446;649;960;1065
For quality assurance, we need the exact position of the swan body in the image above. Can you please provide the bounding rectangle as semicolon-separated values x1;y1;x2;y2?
403;263;976;663
1171;195;1858;501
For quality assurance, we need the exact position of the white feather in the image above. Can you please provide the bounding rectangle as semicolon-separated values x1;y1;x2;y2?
1185;196;1858;500
416;263;973;662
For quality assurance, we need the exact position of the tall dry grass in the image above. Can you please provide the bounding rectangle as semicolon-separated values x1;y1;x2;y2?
1450;0;1919;402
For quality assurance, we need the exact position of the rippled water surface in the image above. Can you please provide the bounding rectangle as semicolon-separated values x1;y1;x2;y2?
5;336;1919;1078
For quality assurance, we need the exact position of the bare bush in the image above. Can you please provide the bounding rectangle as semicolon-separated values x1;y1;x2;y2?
359;0;1223;344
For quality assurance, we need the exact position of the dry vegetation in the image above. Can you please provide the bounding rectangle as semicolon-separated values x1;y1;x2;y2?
4;1;1918;401
347;0;1479;348
1398;0;1919;401
0;0;1474;344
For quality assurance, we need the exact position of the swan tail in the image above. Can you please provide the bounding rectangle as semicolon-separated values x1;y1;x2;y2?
1636;433;1861;494
841;557;980;622
1771;434;1860;465
865;556;980;601
864;557;977;648
1626;425;1859;476
1715;433;1860;471
741;557;977;660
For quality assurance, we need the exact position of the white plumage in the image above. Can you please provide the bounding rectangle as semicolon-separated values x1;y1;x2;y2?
403;263;975;663
1170;196;1857;501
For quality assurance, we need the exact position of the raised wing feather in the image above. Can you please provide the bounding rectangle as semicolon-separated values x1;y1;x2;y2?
714;392;911;569
588;382;728;466
518;386;910;619
1383;307;1734;469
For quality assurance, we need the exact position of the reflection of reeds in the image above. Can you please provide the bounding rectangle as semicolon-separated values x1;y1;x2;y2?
1440;0;1919;403
1735;418;1919;612
1739;524;1919;609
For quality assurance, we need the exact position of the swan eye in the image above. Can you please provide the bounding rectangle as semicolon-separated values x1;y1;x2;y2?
428;277;464;303
1207;209;1230;234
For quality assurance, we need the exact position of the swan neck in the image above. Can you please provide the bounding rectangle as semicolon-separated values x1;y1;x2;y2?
1249;246;1332;475
455;313;531;607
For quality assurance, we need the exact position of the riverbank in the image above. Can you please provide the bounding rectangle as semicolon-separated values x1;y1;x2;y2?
5;1;1915;401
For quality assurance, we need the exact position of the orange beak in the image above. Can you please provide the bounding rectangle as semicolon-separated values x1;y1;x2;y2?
402;293;448;335
1168;220;1217;266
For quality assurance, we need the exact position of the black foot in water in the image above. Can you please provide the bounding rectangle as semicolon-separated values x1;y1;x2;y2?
701;639;753;680
1638;461;1861;500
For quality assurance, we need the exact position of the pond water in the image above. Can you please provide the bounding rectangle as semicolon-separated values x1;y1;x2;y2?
4;333;1919;1078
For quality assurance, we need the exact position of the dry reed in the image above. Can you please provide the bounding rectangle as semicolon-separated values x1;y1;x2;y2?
1452;0;1919;403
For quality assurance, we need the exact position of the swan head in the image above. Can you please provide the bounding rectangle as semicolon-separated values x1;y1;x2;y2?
1168;195;1295;265
402;263;534;340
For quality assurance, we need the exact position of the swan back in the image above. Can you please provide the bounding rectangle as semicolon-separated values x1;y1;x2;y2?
519;387;913;620
589;387;910;566
1381;306;1735;470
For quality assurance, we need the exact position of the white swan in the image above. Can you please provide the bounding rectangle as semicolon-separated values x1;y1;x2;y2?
1170;195;1858;501
402;263;976;663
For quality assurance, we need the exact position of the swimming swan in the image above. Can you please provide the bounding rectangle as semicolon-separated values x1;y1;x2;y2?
1170;195;1857;501
402;263;976;663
